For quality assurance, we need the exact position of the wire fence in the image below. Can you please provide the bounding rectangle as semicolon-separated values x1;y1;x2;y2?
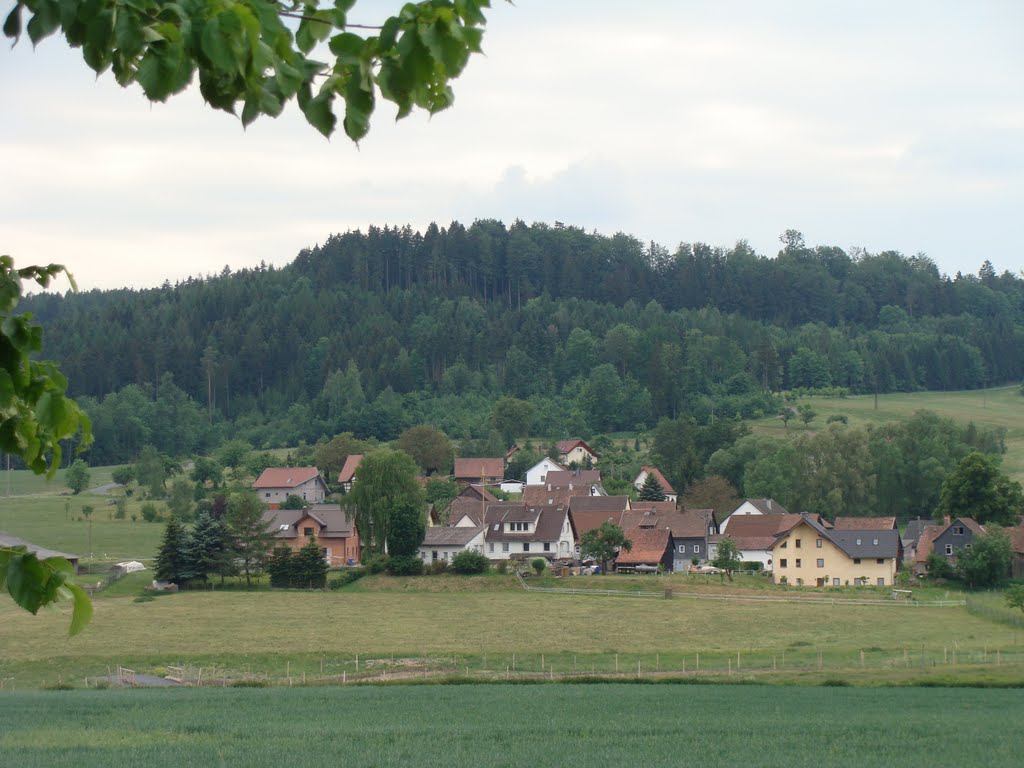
967;596;1024;627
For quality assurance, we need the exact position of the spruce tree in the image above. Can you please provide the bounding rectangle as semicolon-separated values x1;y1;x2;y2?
638;473;667;502
295;535;329;589
155;517;188;584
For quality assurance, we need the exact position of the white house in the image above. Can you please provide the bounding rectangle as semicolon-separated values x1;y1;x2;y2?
252;467;329;508
719;498;788;533
556;439;600;467
419;525;487;564
482;503;575;561
632;466;677;503
524;457;567;486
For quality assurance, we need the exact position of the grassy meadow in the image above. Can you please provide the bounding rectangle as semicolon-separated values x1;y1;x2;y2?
2;574;1022;688
750;385;1024;482
2;684;1023;768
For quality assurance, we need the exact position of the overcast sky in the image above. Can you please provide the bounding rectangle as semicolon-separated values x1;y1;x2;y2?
2;0;1022;291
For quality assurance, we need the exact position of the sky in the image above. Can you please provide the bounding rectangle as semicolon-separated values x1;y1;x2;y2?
2;0;1022;291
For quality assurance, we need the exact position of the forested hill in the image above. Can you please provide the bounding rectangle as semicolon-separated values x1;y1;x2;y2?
24;221;1024;465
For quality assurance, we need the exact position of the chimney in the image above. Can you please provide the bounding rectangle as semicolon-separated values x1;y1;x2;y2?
767;499;772;511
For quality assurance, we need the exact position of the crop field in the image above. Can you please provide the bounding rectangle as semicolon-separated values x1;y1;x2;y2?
750;385;1024;482
3;578;1023;689
2;684;1023;768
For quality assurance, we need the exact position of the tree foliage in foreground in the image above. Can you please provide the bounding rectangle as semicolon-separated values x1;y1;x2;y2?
4;0;498;140
580;521;631;575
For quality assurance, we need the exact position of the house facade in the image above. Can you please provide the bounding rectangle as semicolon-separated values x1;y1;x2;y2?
419;525;487;564
253;467;329;508
524;457;567;486
770;516;900;587
453;458;504;486
556;439;600;467
719;498;788;533
483;503;574;561
338;454;363;493
264;504;360;566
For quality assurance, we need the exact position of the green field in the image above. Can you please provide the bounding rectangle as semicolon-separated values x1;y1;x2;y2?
2;684;1022;768
3;576;1022;689
751;385;1024;482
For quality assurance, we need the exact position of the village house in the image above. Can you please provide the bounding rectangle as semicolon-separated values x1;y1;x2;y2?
337;454;363;493
633;466;677;502
710;513;804;570
832;517;898;531
419;525;487;564
453;457;504;486
524;456;567;486
447;484;498;526
615;528;672;573
263;504;360;566
253;466;329;509
556;439;600;467
482;502;574;561
913;517;985;574
770;514;901;587
719;498;788;533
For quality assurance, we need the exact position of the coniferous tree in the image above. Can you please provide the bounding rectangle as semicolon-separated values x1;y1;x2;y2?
182;512;235;584
155;517;188;584
638;473;667;502
294;535;330;589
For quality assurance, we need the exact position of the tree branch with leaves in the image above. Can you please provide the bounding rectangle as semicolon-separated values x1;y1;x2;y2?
4;0;500;140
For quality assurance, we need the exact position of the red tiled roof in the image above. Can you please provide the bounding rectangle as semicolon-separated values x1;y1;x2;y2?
570;509;624;539
833;517;898;531
523;486;581;508
638;466;676;495
1006;524;1024;554
453;458;504;480
616;528;670;566
545;469;602;488
556;439;600;458
338;454;363;483
913;525;942;563
253;466;321;489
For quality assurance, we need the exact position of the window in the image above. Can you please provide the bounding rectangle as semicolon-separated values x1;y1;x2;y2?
945;544;953;555
795;539;801;549
781;541;788;549
678;545;686;554
853;558;861;565
872;538;878;546
432;551;438;561
694;544;701;554
265;492;271;498
523;543;530;552
953;526;964;536
543;543;550;552
502;543;509;553
489;543;494;553
966;543;973;550
816;539;822;548
816;559;824;568
855;538;862;546
795;559;802;568
876;558;884;565
780;559;788;568
303;527;314;536
832;578;840;586
877;577;885;587
421;552;427;560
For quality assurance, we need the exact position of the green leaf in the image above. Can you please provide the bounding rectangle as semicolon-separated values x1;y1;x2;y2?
299;86;336;138
66;582;93;637
328;31;363;63
343;73;374;142
6;551;47;614
25;0;60;45
3;4;22;41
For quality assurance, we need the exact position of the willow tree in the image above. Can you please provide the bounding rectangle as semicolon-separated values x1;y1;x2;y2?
344;448;424;556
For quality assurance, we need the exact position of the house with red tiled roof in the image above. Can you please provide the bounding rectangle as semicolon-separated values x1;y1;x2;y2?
633;467;677;502
524;456;567;486
710;513;805;570
770;514;901;587
338;454;363;493
615;527;672;572
253;467;329;509
719;498;788;533
915;517;985;574
556;439;600;467
453;457;504;486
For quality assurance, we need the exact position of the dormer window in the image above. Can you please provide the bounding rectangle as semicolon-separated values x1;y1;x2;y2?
953;526;965;536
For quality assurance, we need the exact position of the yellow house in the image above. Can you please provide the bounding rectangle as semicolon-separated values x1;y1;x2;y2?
770;515;901;587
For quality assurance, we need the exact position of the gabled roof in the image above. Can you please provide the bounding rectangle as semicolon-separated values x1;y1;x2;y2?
833;517;898;531
253;466;323;489
913;524;943;563
569;495;630;514
734;498;788;515
483;503;567;543
423;525;486;547
545;469;602;488
630;501;679;518
338;454;363;483
453;458;504;480
770;514;900;558
525;457;567;480
713;513;804;552
522;486;577;508
903;518;932;546
457;484;498;503
569;510;624;540
556;439;600;458
637;466;676;495
262;505;355;539
616;528;670;566
1006;524;1024;555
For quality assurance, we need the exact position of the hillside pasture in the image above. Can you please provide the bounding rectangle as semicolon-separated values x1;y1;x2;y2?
751;386;1024;481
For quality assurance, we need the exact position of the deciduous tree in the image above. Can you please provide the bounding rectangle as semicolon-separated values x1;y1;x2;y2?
936;453;1024;527
225;491;274;586
344;448;424;556
711;536;741;581
580;521;632;575
398;424;453;475
64;459;91;495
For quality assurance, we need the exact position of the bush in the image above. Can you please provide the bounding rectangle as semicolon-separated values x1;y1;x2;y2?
114;499;127;520
428;560;449;575
329;568;366;589
363;554;390;574
141;503;160;523
494;559;509;574
531;557;547;575
826;414;849;425
387;555;424;576
450;550;490;575
740;561;763;571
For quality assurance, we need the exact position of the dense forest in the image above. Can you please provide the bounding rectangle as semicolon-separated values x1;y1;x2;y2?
23;221;1024;467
